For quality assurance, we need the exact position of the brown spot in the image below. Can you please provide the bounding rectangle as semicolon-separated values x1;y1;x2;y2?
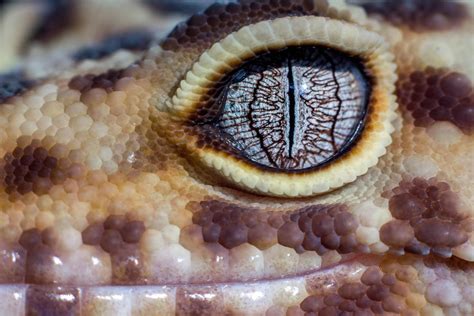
397;68;474;134
68;69;125;94
299;264;412;314
26;285;80;316
191;200;362;255
191;200;271;250
1;142;79;199
383;177;469;256
82;216;146;284
359;0;469;32
82;215;146;253
176;286;226;315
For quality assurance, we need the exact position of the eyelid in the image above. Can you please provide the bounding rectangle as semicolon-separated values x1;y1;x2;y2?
163;16;397;197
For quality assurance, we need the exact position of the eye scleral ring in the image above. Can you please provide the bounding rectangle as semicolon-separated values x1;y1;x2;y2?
167;16;398;197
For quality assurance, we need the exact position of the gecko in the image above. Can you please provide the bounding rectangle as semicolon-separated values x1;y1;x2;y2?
0;0;473;315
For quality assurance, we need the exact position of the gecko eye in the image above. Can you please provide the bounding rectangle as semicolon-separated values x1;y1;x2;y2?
167;16;397;197
199;46;369;171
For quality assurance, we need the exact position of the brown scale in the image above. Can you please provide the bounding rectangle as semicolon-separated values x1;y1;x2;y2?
298;265;413;315
397;67;474;134
18;228;59;284
140;114;182;172
26;285;80;316
0;141;82;200
161;0;333;53
358;0;469;32
81;215;146;284
191;200;364;255
381;177;469;257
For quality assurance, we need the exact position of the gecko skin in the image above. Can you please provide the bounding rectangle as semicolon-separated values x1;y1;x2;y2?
0;0;473;315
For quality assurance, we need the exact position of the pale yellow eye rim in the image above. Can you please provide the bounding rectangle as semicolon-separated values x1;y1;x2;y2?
167;16;398;197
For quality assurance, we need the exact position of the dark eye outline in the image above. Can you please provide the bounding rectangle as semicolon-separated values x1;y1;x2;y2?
164;16;398;197
187;45;372;174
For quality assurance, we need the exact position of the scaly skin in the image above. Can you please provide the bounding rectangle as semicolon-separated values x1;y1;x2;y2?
0;0;473;315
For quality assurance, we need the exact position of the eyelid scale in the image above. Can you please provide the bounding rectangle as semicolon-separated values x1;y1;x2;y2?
165;15;396;197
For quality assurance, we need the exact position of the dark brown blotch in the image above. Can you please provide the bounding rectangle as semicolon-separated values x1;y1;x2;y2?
1;142;76;198
359;0;469;32
190;200;362;255
382;177;469;256
397;67;474;134
68;69;125;94
299;265;410;314
82;215;146;254
26;285;80;316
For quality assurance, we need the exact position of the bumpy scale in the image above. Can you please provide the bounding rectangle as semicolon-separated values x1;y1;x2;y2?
0;0;473;315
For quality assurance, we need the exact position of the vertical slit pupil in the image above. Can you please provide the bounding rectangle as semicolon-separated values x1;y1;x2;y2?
287;58;296;159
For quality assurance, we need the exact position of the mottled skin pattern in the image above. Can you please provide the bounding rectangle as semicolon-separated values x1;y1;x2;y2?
0;0;473;315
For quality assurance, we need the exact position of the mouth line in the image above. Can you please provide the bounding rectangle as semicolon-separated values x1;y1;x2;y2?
11;253;372;289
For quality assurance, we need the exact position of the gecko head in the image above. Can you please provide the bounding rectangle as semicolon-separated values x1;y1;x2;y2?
0;0;473;315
